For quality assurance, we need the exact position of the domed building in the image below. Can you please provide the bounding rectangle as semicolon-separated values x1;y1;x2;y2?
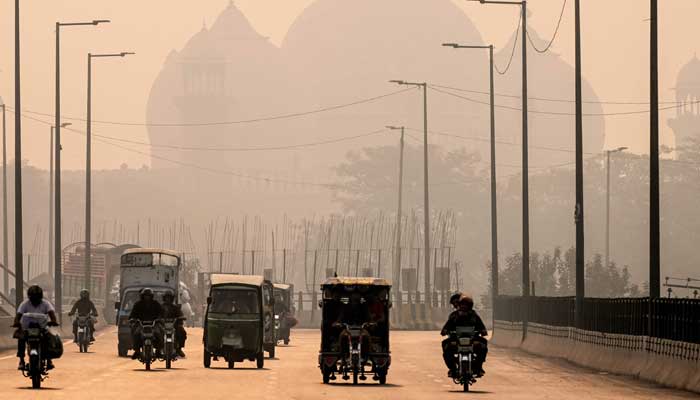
668;55;700;156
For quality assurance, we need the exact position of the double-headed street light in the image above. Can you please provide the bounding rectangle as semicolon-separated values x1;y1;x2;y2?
442;42;499;320
605;147;627;272
469;0;530;339
84;52;134;291
386;125;406;312
388;80;432;306
55;18;109;318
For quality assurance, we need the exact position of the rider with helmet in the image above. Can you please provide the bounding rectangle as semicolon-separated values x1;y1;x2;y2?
160;290;187;357
12;285;59;370
128;288;163;360
440;294;488;377
68;289;98;342
449;292;463;310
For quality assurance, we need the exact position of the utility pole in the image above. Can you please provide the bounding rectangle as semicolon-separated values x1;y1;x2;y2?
475;0;529;338
386;126;405;298
389;80;431;304
49;127;54;282
84;52;133;291
0;99;6;296
649;0;661;299
574;0;585;329
14;0;24;308
55;18;109;320
442;42;499;320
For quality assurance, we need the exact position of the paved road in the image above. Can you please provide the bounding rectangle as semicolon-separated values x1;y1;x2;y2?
0;328;696;399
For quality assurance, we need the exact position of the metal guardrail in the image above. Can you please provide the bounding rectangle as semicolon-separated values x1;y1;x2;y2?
495;295;700;344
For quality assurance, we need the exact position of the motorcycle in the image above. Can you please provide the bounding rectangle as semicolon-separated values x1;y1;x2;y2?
131;319;160;371
162;317;184;369
20;313;59;389
448;326;483;392
75;314;94;353
337;322;373;385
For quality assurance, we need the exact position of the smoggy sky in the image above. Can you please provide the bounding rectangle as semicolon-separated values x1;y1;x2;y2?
0;0;698;171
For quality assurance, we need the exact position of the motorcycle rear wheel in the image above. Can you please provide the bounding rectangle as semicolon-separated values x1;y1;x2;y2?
29;356;41;389
165;342;173;369
144;344;152;371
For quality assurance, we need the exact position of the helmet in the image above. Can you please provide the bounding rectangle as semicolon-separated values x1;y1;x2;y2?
163;290;175;304
458;294;474;310
79;289;90;300
27;285;44;306
140;288;154;300
449;292;463;306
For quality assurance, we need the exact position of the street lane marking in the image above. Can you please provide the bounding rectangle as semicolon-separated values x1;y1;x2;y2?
0;355;14;360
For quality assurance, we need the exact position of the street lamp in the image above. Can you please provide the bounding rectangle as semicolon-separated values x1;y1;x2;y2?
605;147;627;272
442;42;499;321
386;125;405;313
55;18;109;318
0;96;6;296
84;51;134;291
48;122;71;292
470;0;530;340
388;80;432;306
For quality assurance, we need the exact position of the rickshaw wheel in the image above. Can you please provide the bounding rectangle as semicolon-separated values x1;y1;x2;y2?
284;338;289;345
322;369;331;384
378;373;387;385
227;359;235;369
203;350;211;368
256;352;265;369
269;347;275;359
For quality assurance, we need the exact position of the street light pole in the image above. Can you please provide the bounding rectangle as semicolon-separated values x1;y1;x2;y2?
386;125;406;306
84;52;133;291
55;19;108;317
474;0;529;339
442;42;499;320
649;0;660;299
574;0;585;329
14;0;24;308
605;147;627;272
49;122;70;299
0;99;6;296
390;80;431;305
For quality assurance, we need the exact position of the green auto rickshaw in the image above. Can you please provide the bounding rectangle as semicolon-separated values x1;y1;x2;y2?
203;274;275;369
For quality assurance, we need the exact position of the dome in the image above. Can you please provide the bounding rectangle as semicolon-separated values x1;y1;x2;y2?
676;54;700;101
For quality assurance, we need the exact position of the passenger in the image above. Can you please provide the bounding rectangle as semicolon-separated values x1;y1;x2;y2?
68;289;98;342
449;292;463;310
160;290;187;358
129;288;163;360
440;295;488;377
12;285;59;370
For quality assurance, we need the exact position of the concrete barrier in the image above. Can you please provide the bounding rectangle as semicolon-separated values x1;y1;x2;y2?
493;320;700;394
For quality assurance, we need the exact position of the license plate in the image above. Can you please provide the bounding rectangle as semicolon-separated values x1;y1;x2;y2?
223;336;243;348
166;338;173;343
78;328;85;333
459;346;473;353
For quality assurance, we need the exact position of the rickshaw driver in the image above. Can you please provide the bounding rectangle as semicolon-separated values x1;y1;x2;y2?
440;295;488;377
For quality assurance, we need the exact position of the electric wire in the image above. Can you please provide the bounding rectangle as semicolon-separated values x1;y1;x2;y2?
495;11;522;75
527;0;568;54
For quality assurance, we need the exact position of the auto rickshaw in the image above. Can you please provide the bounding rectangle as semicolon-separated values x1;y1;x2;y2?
273;283;296;345
318;277;391;385
203;274;276;369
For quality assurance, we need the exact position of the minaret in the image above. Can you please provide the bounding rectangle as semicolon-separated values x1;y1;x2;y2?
668;54;700;158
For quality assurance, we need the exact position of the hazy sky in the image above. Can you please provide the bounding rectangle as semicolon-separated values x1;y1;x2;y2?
0;0;699;171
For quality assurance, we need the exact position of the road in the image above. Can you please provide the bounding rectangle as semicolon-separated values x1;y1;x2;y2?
0;328;696;399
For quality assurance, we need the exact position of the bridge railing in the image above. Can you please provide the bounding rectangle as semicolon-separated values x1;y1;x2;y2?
495;295;700;344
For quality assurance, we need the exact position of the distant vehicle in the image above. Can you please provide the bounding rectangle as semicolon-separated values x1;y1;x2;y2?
318;277;391;385
273;283;296;345
447;327;482;392
203;274;275;369
115;248;181;357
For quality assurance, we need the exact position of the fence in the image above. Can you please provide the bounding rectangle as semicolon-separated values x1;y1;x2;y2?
495;295;700;344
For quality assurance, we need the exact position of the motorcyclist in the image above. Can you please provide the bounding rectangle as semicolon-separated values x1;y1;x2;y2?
440;295;488;378
160;290;187;358
68;289;98;342
12;285;59;370
128;288;163;360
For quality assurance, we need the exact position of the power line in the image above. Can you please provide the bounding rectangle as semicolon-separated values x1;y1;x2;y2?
429;85;697;117
527;0;568;54
495;11;522;75
430;83;679;105
11;87;416;128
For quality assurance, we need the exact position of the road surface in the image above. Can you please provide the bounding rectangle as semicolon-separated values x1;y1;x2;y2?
0;328;696;399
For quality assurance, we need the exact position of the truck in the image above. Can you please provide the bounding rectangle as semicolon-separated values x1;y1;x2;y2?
115;248;181;357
